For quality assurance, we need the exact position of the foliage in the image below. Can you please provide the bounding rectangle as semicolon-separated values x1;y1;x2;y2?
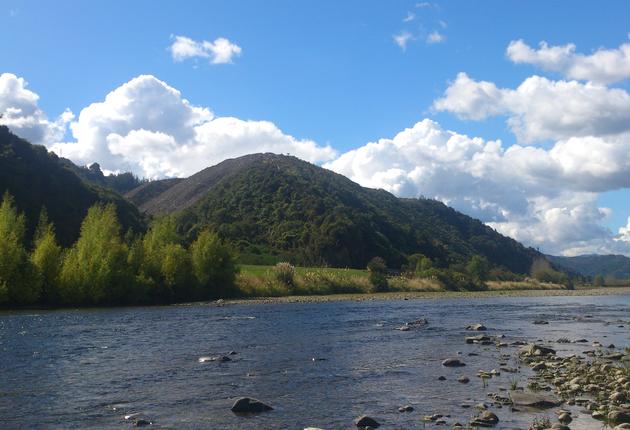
190;229;238;299
367;256;389;292
466;255;490;283
593;274;605;287
31;209;63;304
0;193;41;304
152;154;542;273
530;258;569;286
0;126;145;247
273;262;296;292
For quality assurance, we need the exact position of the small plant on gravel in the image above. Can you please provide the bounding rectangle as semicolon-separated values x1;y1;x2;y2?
530;415;551;429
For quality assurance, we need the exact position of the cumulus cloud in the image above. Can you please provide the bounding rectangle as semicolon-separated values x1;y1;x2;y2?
326;119;630;255
507;38;630;84
434;72;630;142
0;73;73;145
393;32;413;51
47;75;335;179
170;35;242;64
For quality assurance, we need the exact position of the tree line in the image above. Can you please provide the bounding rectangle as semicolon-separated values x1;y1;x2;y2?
0;193;238;307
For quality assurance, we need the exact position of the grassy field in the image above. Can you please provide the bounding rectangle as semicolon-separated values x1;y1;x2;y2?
235;264;571;298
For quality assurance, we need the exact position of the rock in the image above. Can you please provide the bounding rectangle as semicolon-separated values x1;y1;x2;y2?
458;376;470;383
466;335;492;344
398;318;428;331
467;323;487;331
438;375;447;381
533;320;549;325
442;358;466;367
355;415;380;428
509;391;560;409
518;344;556;357
609;410;630;425
398;405;414;412
231;397;273;414
470;411;499;427
558;412;572;424
134;420;151;427
614;424;630;429
199;355;231;363
549;425;570;430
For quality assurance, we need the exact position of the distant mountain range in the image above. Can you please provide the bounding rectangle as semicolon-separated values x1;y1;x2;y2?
547;254;630;279
1;125;543;271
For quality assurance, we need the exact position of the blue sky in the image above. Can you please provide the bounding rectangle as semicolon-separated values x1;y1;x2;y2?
3;0;630;256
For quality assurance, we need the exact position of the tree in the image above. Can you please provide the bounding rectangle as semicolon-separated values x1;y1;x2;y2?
0;192;40;305
31;208;63;304
593;274;605;287
59;204;132;305
466;255;490;283
367;256;388;292
190;230;238;299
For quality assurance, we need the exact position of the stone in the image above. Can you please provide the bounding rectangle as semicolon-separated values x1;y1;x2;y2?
355;415;380;428
518;344;556;357
134;420;151;427
467;323;487;331
458;376;470;383
509;392;560;409
442;358;466;367
470;411;499;427
609;410;630;425
231;397;273;414
558;412;572;424
398;405;414;412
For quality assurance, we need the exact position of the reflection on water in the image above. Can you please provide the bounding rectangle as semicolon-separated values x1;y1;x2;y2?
1;294;628;429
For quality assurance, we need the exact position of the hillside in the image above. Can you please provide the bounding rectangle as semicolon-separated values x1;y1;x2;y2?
59;160;145;194
548;254;630;279
135;153;542;271
0;126;145;246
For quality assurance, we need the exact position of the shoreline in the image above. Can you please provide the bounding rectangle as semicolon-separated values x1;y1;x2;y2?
221;286;630;305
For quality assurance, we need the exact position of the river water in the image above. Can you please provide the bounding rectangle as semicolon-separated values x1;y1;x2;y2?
1;294;629;429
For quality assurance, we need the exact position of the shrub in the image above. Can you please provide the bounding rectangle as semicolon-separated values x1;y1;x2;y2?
274;262;296;292
191;230;238;299
367;256;388;292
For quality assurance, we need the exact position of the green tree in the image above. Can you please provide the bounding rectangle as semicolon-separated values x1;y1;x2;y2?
0;192;41;305
466;255;490;283
31;208;63;304
59;204;132;305
593;274;605;287
367;256;388;292
190;230;238;299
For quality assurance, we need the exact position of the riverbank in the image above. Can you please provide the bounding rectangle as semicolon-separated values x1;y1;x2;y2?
222;285;630;305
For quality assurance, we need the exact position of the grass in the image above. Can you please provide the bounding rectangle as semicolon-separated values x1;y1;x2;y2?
486;280;565;291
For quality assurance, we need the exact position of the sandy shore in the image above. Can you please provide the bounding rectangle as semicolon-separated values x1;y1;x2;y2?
220;286;630;305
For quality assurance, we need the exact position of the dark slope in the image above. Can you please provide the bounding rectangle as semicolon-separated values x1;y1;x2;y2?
125;178;183;209
548;254;630;279
139;153;541;271
59;160;144;194
0;126;145;246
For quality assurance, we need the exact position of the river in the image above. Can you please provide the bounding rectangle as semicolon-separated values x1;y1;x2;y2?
1;294;629;429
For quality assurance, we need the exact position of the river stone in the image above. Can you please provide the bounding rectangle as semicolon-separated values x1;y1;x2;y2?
550;425;570;430
442;358;466;367
518;344;556;357
231;397;273;413
470;411;499;427
509;391;560;409
614;424;630;429
398;405;414;412
458;376;470;383
355;415;380;428
609;410;630;425
467;323;487;331
558;412;572;424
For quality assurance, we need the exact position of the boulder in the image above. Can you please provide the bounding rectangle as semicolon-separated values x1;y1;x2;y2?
510;391;560;409
231;397;273;414
470;411;499;427
355;415;380;428
442;358;466;367
609;410;630;425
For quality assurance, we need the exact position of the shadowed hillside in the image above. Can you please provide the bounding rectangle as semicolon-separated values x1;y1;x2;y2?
0;126;145;246
548;254;630;279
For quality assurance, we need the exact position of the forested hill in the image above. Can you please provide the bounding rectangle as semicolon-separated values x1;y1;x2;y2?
0;126;145;246
129;153;542;272
548;254;630;279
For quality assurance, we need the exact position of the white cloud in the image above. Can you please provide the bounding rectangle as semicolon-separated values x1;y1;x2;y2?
326;119;630;255
170;35;242;64
48;75;335;179
403;12;415;22
507;38;630;84
616;217;630;243
426;31;444;44
0;73;72;146
393;32;413;51
434;72;630;142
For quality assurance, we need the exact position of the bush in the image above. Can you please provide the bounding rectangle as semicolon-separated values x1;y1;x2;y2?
367;256;388;292
274;262;296;292
191;230;238;299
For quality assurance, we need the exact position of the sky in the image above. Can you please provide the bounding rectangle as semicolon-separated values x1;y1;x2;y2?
2;0;630;257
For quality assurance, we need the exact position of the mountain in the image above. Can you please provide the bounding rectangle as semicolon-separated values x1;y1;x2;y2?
548;254;630;279
129;153;542;271
0;126;145;246
59;160;145;194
